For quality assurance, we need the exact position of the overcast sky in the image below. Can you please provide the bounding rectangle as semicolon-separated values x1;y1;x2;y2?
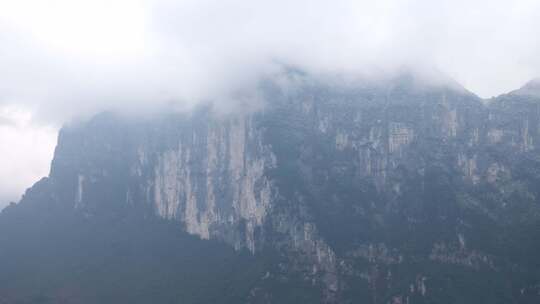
1;0;540;207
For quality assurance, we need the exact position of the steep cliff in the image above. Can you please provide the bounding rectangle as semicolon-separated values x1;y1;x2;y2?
2;70;540;303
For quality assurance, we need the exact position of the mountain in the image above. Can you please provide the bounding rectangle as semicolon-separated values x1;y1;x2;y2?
511;78;540;97
2;70;540;304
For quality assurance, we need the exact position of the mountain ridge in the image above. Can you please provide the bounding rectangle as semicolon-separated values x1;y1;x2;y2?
2;70;540;303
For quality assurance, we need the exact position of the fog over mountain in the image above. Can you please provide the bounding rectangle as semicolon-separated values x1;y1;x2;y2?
3;63;540;303
2;2;540;303
1;0;540;205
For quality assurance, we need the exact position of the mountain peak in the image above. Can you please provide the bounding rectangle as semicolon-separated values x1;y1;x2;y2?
512;77;540;97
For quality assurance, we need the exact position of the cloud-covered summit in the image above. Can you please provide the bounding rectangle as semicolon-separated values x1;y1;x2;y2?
1;0;540;206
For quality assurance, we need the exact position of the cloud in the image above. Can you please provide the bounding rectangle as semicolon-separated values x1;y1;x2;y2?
148;0;540;97
0;116;13;126
0;0;540;205
1;0;539;121
0;107;57;208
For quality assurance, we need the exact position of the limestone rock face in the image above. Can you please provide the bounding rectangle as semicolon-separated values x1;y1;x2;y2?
11;71;540;303
150;115;275;252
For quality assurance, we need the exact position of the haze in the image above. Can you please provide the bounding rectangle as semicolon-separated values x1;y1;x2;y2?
1;0;540;207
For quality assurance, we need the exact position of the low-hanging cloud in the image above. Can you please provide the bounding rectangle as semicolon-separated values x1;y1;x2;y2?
2;0;540;121
1;0;540;205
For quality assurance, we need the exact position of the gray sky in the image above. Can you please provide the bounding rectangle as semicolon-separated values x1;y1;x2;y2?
1;0;540;207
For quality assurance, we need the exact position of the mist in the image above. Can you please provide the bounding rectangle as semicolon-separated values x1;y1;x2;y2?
1;0;540;206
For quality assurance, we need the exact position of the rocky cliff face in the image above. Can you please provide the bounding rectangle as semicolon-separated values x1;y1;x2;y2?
6;70;540;303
